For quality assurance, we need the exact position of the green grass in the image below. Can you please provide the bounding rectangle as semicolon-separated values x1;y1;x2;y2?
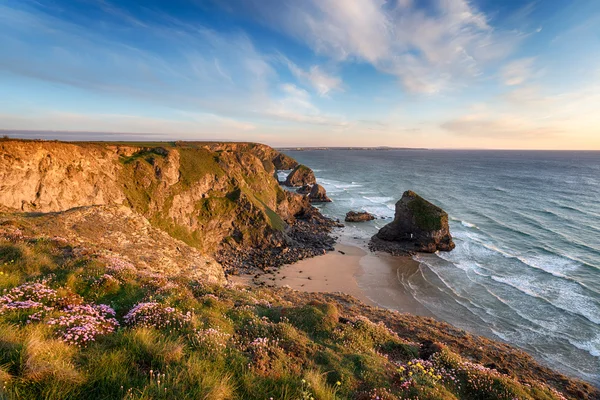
178;148;224;188
0;235;572;400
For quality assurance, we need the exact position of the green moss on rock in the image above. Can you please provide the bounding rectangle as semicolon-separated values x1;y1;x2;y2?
405;191;446;231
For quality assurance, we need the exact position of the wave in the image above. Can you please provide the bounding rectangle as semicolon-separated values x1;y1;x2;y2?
490;275;600;325
460;220;478;229
567;336;600;358
515;254;580;279
362;196;394;204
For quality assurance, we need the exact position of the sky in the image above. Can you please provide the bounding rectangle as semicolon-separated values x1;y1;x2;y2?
1;0;600;149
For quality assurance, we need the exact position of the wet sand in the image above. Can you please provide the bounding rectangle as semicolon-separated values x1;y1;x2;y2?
249;243;435;318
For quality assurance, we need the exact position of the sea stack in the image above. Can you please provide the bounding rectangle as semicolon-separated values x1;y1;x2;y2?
308;184;331;203
370;191;454;254
284;164;317;187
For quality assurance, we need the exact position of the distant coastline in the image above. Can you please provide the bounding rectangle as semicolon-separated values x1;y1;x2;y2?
276;146;429;151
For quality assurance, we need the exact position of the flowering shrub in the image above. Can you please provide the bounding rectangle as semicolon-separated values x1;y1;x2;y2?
0;281;58;314
189;328;231;351
105;256;136;277
395;359;442;392
47;304;119;346
124;302;192;330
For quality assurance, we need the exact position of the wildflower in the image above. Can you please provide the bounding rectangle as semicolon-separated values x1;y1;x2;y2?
47;303;118;346
124;302;192;329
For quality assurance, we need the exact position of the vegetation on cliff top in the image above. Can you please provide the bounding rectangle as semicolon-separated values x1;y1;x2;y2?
0;232;587;400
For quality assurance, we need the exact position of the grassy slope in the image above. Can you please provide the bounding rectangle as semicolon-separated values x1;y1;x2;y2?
116;143;284;253
0;234;586;400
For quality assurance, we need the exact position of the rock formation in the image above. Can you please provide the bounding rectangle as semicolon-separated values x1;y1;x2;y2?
308;184;331;203
272;152;298;170
370;191;454;254
0;139;337;274
296;185;312;194
345;211;375;222
284;164;316;187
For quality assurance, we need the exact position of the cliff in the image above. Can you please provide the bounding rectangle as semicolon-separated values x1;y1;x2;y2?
370;191;455;254
0;140;335;276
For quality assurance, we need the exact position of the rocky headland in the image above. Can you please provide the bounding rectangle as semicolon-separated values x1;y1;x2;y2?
370;190;455;255
0;139;335;276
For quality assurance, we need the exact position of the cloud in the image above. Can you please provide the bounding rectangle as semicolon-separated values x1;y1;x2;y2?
441;114;561;138
284;60;342;96
242;0;519;93
0;2;278;122
265;84;348;126
441;81;600;142
501;58;536;86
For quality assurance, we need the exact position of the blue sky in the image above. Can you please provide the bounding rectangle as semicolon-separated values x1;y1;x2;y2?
1;0;599;148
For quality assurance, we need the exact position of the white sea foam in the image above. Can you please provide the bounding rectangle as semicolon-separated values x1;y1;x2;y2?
568;336;600;358
516;254;580;279
490;275;600;325
362;195;395;204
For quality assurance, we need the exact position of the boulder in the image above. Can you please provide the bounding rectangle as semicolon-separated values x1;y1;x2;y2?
297;185;312;194
308;184;331;203
284;164;316;187
345;211;375;222
370;191;454;254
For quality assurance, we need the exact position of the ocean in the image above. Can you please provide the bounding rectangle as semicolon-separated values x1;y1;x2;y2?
281;149;600;385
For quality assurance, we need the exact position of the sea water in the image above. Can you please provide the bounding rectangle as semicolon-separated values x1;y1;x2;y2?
282;149;600;385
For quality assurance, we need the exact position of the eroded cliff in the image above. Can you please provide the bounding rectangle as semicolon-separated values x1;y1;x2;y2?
0;140;334;276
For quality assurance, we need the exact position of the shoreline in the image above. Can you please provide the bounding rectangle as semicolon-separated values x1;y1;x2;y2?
236;240;436;319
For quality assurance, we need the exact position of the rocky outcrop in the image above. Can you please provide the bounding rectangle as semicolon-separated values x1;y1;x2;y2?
272;152;298;170
345;211;375;222
284;164;316;187
0;140;337;275
370;191;454;254
296;185;312;195
308;184;331;203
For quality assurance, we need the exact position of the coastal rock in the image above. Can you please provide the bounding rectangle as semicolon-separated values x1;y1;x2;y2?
370;190;455;254
0;139;339;276
284;164;316;187
308;184;331;203
297;185;312;195
345;211;375;222
272;152;298;170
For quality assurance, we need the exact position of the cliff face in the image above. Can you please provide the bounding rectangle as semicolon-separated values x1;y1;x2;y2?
0;140;127;211
371;190;455;254
0;140;313;256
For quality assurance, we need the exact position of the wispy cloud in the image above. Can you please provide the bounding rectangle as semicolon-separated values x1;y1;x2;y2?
265;84;348;126
283;59;343;97
501;58;536;86
241;0;520;93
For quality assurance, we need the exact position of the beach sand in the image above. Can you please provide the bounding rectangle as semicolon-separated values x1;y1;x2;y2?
247;243;435;318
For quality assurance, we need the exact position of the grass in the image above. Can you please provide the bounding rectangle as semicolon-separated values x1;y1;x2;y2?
0;234;574;400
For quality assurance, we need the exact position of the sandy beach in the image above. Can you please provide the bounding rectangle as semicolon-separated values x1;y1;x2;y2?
247;242;435;318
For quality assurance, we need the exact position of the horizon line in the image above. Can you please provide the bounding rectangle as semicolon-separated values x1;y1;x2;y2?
2;130;600;152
